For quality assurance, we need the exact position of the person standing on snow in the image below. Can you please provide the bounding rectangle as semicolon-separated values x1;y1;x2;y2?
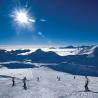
23;77;27;90
57;76;61;81
84;76;90;92
12;77;15;87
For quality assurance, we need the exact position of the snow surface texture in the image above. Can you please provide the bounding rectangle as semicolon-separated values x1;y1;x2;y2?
0;67;98;98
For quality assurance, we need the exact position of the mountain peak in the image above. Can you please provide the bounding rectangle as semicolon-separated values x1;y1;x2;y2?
34;49;44;53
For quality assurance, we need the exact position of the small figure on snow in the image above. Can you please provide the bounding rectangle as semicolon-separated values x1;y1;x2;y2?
37;77;40;82
12;77;15;87
57;76;61;81
84;76;90;92
23;77;27;90
74;76;75;79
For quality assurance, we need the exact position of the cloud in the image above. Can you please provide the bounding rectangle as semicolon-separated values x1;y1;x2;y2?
38;32;42;35
40;19;47;22
38;32;45;38
29;19;36;23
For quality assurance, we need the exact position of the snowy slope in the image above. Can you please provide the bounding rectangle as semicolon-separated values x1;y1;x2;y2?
0;67;98;98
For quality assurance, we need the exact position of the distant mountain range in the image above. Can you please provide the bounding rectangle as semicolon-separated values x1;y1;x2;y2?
59;45;76;49
0;45;98;76
59;45;91;49
28;49;64;63
0;45;98;63
49;47;56;49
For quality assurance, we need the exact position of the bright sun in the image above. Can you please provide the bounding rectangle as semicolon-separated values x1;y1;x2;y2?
16;11;29;24
11;8;32;27
11;8;36;30
14;9;30;26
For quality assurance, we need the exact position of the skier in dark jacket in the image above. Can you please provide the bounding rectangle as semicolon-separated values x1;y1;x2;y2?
84;76;90;91
74;76;75;79
57;76;61;81
23;77;27;90
12;77;15;87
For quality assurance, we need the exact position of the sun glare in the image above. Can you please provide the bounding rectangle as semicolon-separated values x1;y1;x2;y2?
10;8;36;31
14;9;30;26
11;8;34;27
16;10;29;24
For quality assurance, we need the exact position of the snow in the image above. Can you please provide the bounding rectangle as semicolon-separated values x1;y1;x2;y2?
0;67;98;98
78;45;98;56
0;45;98;98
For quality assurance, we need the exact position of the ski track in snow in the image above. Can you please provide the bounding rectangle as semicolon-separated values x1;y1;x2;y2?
0;67;98;98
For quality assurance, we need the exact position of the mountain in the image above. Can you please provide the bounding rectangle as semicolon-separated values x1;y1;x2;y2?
0;49;64;63
44;46;98;76
78;45;98;57
28;49;64;63
0;46;98;76
0;49;29;62
79;45;91;48
10;49;30;55
59;45;76;49
49;47;56;49
0;49;12;61
65;45;76;48
2;62;35;69
46;62;98;76
64;45;98;66
0;45;98;66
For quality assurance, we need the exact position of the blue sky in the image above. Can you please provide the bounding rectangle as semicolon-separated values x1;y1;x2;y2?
0;0;98;46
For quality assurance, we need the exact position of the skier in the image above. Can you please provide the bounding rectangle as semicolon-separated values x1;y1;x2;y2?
58;77;61;81
84;76;90;92
37;77;40;82
74;76;75;79
12;77;15;87
23;77;27;90
57;76;61;81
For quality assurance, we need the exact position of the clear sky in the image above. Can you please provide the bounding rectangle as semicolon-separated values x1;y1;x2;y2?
0;0;98;46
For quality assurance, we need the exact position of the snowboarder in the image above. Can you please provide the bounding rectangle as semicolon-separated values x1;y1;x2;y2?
12;77;15;87
23;77;27;90
84;76;90;92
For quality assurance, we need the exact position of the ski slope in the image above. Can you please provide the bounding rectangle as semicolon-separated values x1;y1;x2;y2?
0;67;98;98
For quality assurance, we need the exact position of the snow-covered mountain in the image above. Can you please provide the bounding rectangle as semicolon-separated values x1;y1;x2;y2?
0;45;98;76
59;45;76;49
28;49;64;63
0;48;75;62
78;45;98;57
46;62;98;77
